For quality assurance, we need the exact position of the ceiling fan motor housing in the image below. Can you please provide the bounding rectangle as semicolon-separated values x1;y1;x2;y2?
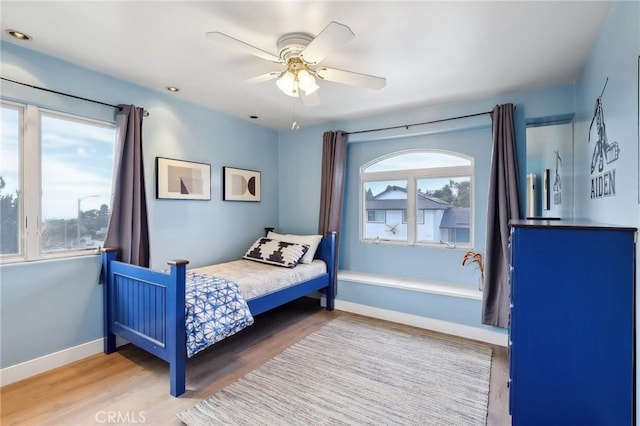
277;32;313;63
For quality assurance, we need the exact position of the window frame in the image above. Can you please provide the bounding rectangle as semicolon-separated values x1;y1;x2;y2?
1;100;116;264
360;149;474;247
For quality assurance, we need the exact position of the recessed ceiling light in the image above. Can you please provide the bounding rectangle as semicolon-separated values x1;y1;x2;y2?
6;30;32;41
166;86;179;92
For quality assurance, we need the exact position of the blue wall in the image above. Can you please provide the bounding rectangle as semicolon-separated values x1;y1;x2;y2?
574;1;639;224
278;81;575;331
0;41;279;368
343;123;492;284
0;256;102;367
572;0;640;417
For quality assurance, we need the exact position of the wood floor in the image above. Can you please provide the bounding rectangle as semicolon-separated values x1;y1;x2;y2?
1;298;511;425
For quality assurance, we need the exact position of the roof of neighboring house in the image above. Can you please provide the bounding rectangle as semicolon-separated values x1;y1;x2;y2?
366;185;452;210
439;207;470;229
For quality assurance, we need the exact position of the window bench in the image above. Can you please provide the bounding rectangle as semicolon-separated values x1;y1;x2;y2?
332;270;507;346
337;270;482;300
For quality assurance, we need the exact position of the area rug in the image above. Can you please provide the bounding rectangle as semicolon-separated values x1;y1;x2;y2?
178;316;493;425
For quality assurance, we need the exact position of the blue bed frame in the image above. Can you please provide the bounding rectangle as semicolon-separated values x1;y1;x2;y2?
101;232;336;397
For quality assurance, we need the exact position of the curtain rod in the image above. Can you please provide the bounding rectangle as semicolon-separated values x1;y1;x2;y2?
1;77;149;117
346;105;516;136
346;111;491;135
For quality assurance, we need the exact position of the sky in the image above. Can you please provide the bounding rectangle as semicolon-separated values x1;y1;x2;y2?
1;104;116;220
364;151;471;173
363;151;471;196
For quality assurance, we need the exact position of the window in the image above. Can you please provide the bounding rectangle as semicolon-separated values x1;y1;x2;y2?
363;179;407;241
0;102;116;262
361;150;473;246
1;105;21;257
403;209;425;224
367;209;386;223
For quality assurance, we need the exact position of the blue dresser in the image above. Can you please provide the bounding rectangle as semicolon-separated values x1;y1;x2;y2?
509;220;636;425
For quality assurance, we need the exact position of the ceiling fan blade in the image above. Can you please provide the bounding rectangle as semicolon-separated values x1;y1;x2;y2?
300;90;321;107
244;71;281;85
205;31;281;63
316;67;387;90
299;21;355;65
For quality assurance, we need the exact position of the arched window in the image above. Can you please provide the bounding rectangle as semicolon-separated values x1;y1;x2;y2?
360;150;473;246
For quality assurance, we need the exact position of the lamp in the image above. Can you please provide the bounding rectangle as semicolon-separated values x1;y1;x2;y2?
297;69;319;95
276;70;298;97
276;60;319;98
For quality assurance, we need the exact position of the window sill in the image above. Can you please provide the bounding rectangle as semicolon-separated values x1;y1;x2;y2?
337;270;482;300
360;239;471;250
1;250;100;266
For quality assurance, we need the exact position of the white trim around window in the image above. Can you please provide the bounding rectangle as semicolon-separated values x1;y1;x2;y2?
359;149;474;247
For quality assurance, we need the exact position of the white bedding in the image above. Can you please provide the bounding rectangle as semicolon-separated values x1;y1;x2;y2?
190;259;327;300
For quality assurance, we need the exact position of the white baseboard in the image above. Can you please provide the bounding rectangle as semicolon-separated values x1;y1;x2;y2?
0;338;104;387
332;299;508;347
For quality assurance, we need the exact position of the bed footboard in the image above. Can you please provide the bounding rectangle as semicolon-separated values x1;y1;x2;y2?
101;249;189;397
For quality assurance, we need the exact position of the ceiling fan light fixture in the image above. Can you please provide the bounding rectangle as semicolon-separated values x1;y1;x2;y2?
297;69;319;95
302;82;319;96
276;71;298;97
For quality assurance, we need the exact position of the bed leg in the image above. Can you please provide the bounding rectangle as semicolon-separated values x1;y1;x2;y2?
325;285;335;311
102;248;118;354
170;359;186;397
104;333;117;354
168;259;189;397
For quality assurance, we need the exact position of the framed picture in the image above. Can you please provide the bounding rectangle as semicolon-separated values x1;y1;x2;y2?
223;166;261;202
156;157;211;200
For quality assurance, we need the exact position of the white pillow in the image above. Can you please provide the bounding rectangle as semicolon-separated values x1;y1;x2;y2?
267;231;322;264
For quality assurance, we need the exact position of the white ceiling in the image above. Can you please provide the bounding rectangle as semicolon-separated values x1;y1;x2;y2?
1;1;611;130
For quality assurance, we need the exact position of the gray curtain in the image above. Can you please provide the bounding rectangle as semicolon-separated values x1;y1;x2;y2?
318;130;348;291
482;103;521;328
104;105;150;267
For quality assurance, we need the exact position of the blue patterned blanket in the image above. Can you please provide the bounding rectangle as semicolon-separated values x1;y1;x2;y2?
185;272;254;358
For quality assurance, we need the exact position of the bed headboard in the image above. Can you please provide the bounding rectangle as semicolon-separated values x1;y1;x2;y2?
315;232;336;271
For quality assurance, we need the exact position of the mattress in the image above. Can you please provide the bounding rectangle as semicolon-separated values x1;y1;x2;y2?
190;258;327;300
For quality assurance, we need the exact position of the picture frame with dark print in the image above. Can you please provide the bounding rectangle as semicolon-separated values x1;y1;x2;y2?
223;166;261;202
156;157;211;200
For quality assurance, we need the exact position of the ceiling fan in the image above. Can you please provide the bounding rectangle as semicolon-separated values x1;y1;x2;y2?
205;21;387;106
